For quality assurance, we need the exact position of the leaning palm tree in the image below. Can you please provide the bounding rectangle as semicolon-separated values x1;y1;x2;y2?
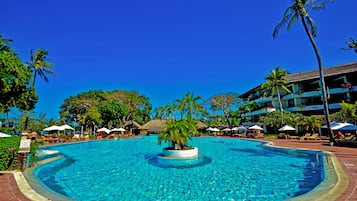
342;38;357;53
273;0;335;143
261;67;291;125
28;48;55;87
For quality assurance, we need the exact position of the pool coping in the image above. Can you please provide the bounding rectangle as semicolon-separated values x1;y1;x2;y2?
15;139;349;201
264;141;348;201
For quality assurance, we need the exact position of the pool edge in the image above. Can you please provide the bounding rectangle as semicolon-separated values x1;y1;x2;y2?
265;141;348;201
21;156;75;201
16;138;349;201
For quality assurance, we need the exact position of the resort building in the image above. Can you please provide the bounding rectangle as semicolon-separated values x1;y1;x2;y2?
240;62;357;121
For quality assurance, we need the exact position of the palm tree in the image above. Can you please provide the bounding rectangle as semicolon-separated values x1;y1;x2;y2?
158;119;197;150
240;101;257;124
343;38;357;53
28;48;55;87
181;92;203;120
273;0;335;144
261;67;291;125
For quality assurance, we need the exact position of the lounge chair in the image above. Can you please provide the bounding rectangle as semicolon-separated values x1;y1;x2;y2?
300;133;311;140
306;133;321;140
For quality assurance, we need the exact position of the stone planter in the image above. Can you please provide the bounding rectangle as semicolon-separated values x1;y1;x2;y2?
162;147;198;158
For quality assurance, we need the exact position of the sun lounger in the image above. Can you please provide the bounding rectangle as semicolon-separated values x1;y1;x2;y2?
306;133;321;140
300;133;311;140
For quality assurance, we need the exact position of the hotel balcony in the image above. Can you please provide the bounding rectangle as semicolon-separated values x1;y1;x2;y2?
242;107;276;117
285;103;341;112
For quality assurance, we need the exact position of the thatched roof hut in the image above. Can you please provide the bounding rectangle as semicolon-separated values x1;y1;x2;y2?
124;121;142;135
196;121;208;130
140;119;167;134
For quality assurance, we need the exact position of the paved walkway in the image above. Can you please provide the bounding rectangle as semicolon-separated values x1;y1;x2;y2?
0;172;30;201
0;139;356;201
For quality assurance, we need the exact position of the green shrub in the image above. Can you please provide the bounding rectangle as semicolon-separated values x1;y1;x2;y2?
264;134;278;139
0;135;20;171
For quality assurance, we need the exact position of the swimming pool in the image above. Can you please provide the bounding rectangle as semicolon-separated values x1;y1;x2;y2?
33;136;325;201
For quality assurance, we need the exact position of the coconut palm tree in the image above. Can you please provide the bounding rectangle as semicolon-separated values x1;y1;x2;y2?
181;92;203;120
261;67;291;125
273;0;335;143
28;48;55;87
158;119;197;150
343;38;357;53
239;101;258;124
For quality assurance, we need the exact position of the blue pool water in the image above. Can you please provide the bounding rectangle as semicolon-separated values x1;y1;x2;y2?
35;136;324;201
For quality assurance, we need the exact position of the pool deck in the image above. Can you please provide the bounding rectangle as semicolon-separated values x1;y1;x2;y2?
0;139;356;201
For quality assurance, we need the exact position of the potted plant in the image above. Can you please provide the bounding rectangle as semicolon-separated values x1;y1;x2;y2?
158;119;198;158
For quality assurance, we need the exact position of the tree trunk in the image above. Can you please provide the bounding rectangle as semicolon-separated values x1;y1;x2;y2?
276;86;284;125
301;17;335;144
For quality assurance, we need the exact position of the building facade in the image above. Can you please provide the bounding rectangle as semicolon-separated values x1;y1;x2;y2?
240;62;357;121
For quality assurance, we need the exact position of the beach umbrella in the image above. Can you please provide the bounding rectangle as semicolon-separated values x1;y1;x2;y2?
206;127;214;131
0;132;11;137
331;122;352;130
337;124;357;131
248;125;263;130
222;128;231;132
117;128;126;132
60;124;74;130
43;125;64;131
211;128;220;132
110;128;126;133
97;127;110;133
278;125;296;132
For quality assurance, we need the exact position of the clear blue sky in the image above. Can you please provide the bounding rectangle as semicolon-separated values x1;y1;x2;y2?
2;0;357;120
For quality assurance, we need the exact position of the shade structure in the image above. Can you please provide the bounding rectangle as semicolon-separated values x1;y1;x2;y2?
337;124;357;131
248;125;263;130
206;127;213;131
278;125;296;132
331;122;352;130
206;127;220;132
97;127;110;133
110;128;126;133
43;125;64;131
60;124;74;130
222;128;231;132
0;132;11;137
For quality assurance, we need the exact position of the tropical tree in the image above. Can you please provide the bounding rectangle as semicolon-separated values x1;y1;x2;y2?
302;115;323;134
330;101;357;124
208;92;241;129
239;101;258;123
28;48;55;87
99;99;129;127
273;0;335;143
342;38;357;53
59;90;151;129
158;118;197;150
261;67;291;125
181;92;204;120
263;111;304;133
0;34;34;126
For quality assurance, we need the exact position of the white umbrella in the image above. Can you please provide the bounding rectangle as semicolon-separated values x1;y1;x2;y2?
206;127;214;131
97;127;110;133
222;128;231;131
60;124;74;130
43;125;64;131
211;128;220;132
0;132;11;138
248;125;263;130
278;125;296;131
110;128;126;133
